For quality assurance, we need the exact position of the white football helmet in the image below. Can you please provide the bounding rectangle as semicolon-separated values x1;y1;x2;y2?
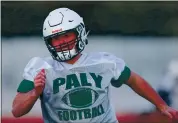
43;8;89;62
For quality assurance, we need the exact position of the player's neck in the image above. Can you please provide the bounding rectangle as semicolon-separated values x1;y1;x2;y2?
65;53;82;64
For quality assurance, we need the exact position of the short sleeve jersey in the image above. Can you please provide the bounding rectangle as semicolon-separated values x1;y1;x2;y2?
17;52;131;123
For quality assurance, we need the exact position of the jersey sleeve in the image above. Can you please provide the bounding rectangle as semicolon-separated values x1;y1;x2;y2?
17;57;49;93
109;54;131;87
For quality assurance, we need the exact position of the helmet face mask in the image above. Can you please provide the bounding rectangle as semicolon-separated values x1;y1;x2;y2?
43;8;89;62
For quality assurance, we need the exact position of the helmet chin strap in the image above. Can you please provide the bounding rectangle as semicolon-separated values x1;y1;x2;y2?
57;48;77;61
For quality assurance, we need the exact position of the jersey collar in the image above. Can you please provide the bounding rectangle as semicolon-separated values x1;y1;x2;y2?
60;52;87;69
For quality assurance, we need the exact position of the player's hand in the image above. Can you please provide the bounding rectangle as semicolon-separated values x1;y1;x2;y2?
34;69;46;96
158;105;178;121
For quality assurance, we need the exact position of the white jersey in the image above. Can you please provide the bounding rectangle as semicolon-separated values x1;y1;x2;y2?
17;52;130;123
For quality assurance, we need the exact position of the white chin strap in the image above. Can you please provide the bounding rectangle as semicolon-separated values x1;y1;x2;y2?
57;48;77;61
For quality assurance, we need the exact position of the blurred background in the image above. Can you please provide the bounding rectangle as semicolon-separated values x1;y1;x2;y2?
2;1;178;123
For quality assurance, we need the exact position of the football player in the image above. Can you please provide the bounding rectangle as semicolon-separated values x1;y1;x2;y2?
12;8;178;123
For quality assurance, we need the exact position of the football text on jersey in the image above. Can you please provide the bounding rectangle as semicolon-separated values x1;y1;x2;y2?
53;73;105;121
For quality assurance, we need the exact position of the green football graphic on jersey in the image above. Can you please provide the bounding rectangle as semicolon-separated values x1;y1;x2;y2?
62;87;99;108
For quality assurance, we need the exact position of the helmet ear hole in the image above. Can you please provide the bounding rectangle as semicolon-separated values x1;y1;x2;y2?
85;39;88;45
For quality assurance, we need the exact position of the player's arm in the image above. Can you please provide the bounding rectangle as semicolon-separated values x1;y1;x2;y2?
125;71;178;119
125;71;167;110
12;69;45;117
12;90;40;117
110;54;178;119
